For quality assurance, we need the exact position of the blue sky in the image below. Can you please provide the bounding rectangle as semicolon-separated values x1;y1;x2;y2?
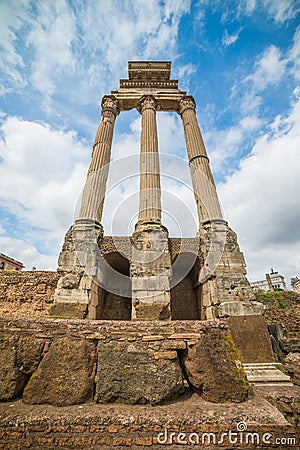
0;0;299;285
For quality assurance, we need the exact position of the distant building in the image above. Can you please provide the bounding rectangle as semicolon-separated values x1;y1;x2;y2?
251;269;287;292
0;253;24;271
291;277;300;294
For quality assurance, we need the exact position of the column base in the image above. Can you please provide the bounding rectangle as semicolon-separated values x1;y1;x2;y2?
132;293;171;321
131;221;172;320
134;219;168;233
198;222;257;319
201;218;228;227
52;219;104;319
218;300;265;317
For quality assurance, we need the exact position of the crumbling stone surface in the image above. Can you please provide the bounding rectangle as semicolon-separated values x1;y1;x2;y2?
23;337;96;406
180;329;250;403
0;385;299;450
0;333;27;400
227;315;274;363
56;226;83;280
0;317;257;407
199;224;256;320
49;302;88;319
16;335;45;375
95;341;184;405
257;291;300;339
0;271;58;317
0;333;45;401
259;385;300;432
131;225;172;320
285;353;300;387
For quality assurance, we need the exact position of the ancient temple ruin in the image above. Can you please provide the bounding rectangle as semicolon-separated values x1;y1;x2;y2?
1;63;295;436
51;61;262;321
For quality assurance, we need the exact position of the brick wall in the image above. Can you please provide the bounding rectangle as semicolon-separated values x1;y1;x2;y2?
0;412;298;449
0;271;58;317
0;271;299;340
257;291;300;338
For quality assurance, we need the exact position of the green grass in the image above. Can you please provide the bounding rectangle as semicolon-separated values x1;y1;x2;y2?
255;290;299;308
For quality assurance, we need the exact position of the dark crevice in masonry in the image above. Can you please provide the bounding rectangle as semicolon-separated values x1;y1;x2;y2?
176;349;197;396
14;373;31;400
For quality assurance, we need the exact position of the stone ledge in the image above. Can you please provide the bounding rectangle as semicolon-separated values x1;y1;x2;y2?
0;386;299;449
243;363;293;386
0;316;227;340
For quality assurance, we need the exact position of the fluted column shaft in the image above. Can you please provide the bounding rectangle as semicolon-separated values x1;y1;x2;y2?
179;96;223;224
79;95;119;222
137;96;161;224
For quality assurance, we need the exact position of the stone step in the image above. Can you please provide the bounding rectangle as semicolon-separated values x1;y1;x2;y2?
243;362;293;386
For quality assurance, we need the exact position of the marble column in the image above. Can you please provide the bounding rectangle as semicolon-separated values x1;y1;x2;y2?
79;95;119;223
136;95;162;225
178;97;259;320
179;96;223;225
131;95;171;320
51;95;119;319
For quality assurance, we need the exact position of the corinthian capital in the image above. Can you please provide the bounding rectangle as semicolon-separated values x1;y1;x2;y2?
138;95;156;114
178;96;196;115
101;95;119;117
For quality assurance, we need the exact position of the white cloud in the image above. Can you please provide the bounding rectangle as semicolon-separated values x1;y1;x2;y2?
0;0;28;95
26;1;76;96
245;45;287;90
204;125;244;173
0;0;191;109
219;93;300;284
0;235;55;271
239;115;263;130
289;26;300;81
76;0;190;76
0;117;90;268
174;63;197;89
242;0;257;15
239;91;262;115
239;0;299;22
222;29;241;47
261;0;300;23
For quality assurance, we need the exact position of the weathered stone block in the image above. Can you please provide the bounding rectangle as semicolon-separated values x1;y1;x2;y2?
49;302;88;319
95;341;184;405
16;335;45;374
285;353;300;387
154;351;177;360
133;301;171;320
23;337;96;406
180;329;250;403
227;315;274;363
0;334;27;400
218;300;265;317
60;274;81;289
0;333;45;401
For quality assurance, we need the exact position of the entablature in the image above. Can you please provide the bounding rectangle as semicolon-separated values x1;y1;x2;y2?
112;61;187;112
111;90;187;112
